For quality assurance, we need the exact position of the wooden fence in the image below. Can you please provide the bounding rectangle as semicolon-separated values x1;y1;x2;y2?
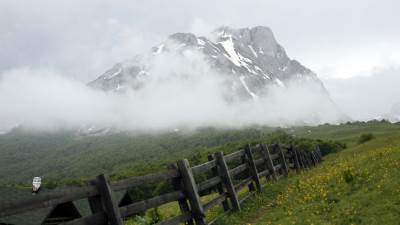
0;143;323;225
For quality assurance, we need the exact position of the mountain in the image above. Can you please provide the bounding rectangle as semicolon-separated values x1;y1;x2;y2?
88;26;328;100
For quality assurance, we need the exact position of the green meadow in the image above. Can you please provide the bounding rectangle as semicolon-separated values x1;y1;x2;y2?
124;121;400;225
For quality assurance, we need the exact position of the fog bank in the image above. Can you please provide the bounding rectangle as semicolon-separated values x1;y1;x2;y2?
0;51;342;133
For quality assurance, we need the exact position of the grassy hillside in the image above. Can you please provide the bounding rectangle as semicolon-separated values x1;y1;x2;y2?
0;127;275;185
1;121;399;224
214;121;400;225
121;121;400;225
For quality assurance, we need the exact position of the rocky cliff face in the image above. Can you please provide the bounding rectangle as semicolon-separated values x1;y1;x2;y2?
89;26;329;101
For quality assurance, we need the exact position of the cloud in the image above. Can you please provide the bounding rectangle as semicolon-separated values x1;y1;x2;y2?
1;0;399;127
0;49;343;133
189;18;215;37
302;41;400;79
322;66;400;120
1;0;400;81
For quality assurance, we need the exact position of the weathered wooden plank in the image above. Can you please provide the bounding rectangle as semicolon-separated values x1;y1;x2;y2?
308;151;313;167
240;152;256;192
203;193;228;210
239;191;256;204
245;144;262;192
208;154;230;212
190;160;217;175
270;153;280;161
285;151;293;159
197;176;221;193
0;185;98;217
87;180;103;215
229;163;248;177
257;169;270;178
274;164;282;171
280;144;290;150
254;143;262;149
95;174;123;225
314;148;322;162
260;144;278;181
292;148;301;172
177;159;206;225
59;212;107;225
250;144;262;153
311;151;317;164
234;177;253;192
168;164;194;225
311;151;317;166
111;170;179;191
305;151;313;167
276;144;289;176
119;191;184;217
316;150;322;163
254;158;265;166
302;151;308;168
316;146;323;161
224;149;245;163
45;217;74;221
298;151;306;168
155;212;192;225
215;152;241;211
280;147;289;154
88;195;103;214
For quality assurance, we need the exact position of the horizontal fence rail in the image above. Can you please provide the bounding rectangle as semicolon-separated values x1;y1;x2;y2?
0;143;323;225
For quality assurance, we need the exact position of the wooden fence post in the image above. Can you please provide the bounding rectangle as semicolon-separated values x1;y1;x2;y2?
315;146;323;162
291;146;301;173
215;152;241;212
88;180;103;214
311;151;318;165
317;146;323;161
307;151;313;167
306;151;312;168
168;164;195;225
302;151;308;168
317;151;321;163
177;159;206;225
94;174;123;225
308;151;315;166
276;144;289;176
240;153;256;192
261;144;278;181
244;144;262;192
315;151;320;163
208;154;230;212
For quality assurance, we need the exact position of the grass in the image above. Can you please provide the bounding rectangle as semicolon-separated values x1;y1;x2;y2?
124;121;400;225
215;122;400;225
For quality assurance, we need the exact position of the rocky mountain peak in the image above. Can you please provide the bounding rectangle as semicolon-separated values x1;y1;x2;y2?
167;32;198;45
89;25;326;101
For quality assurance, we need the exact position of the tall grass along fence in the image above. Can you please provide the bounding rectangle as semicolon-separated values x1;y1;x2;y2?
0;143;323;225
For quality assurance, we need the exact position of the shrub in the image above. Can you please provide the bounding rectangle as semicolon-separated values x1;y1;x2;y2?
316;139;347;156
266;130;346;156
358;133;374;144
342;169;354;183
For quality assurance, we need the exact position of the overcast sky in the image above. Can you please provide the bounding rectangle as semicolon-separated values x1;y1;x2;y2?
1;0;400;120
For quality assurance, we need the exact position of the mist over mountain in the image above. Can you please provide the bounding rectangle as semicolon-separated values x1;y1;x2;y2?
376;102;400;122
89;26;329;101
0;26;345;134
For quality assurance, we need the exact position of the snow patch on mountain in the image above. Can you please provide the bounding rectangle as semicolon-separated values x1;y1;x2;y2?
240;76;259;100
88;25;334;106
